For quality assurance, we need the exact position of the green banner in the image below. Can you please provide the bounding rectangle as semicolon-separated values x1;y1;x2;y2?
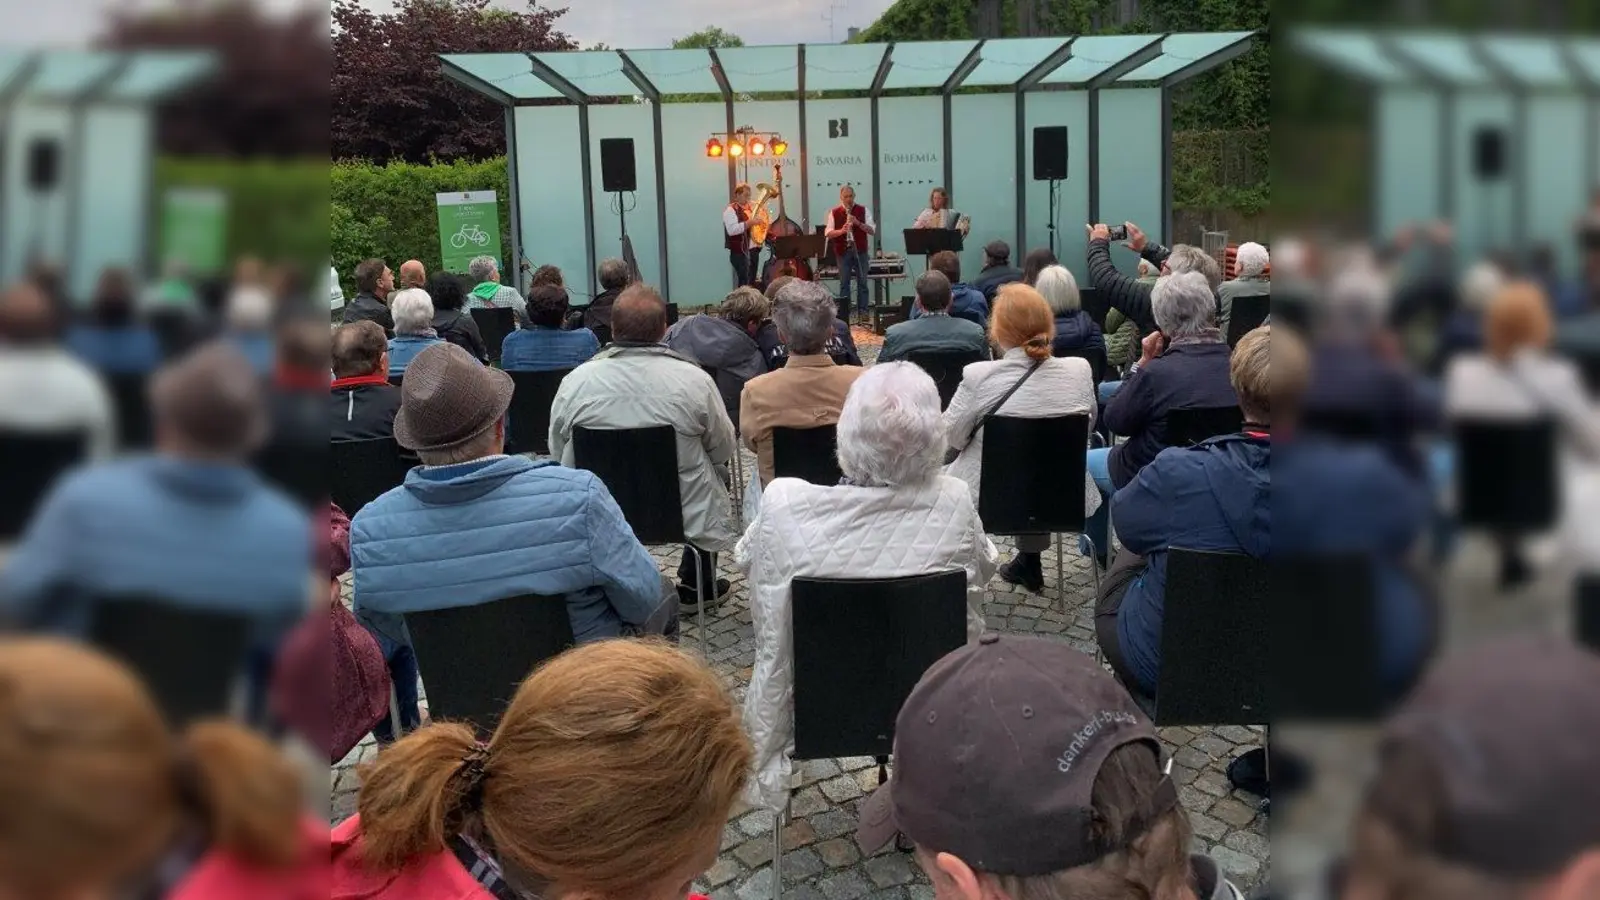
159;187;228;273
436;190;502;274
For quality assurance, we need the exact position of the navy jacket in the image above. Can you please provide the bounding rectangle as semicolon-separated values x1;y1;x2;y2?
1302;339;1439;480
972;264;1023;302
1051;310;1105;361
1102;341;1237;489
912;283;989;328
1112;434;1270;696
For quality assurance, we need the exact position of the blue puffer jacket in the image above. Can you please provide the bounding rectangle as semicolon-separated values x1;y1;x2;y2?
350;456;667;647
1051;310;1105;360
67;324;163;374
1112;434;1270;695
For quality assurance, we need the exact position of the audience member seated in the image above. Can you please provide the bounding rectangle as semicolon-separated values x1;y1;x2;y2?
738;362;997;811
465;254;526;321
529;264;564;290
971;239;1024;301
0;342;308;635
855;636;1247;900
1038;264;1105;364
332;640;750;900
1219;241;1270;332
581;257;631;345
756;275;861;369
386;289;444;378
944;284;1098;593
1430;261;1500;375
425;271;487;362
501;284;600;373
879;270;991;364
224;285;276;377
332;321;403;442
740;280;866;486
341;258;395;336
1021;247;1058;286
664;286;768;428
1087;221;1222;334
911;250;988;327
143;258;202;318
1094;327;1272;699
1104;305;1143;381
1339;638;1600;900
67;268;162;375
0;281;115;460
0;638;325;900
260;318;330;485
551;285;738;612
398;258;427;291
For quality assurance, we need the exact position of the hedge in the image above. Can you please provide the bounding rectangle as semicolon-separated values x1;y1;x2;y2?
155;157;329;271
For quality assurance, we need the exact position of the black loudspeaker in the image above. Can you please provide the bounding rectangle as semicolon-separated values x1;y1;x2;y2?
599;138;637;193
1033;126;1068;181
27;139;59;191
1473;126;1505;180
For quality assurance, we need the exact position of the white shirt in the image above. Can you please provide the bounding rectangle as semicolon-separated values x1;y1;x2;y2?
723;204;749;236
827;204;875;237
0;347;116;460
913;207;971;234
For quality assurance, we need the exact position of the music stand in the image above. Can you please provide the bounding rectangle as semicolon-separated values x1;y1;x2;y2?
904;229;963;269
773;233;825;268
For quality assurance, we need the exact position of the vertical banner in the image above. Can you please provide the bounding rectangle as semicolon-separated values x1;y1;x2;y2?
159;187;228;273
436;190;503;273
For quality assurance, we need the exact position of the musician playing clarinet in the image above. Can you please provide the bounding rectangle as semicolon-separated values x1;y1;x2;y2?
826;185;875;320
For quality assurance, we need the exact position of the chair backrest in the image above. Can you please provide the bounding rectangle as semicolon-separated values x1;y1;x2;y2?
471;307;517;362
405;594;576;733
148;312;196;360
1578;573;1600;653
1156;549;1270;727
1454;418;1559;532
571;425;685;544
1269;554;1387;722
331;438;414;517
978;415;1090;534
905;349;985;410
1165;405;1244;448
89;598;252;727
254;441;326;510
0;430;87;540
771;424;843;485
387;373;404;388
104;372;153;449
791;571;967;760
1226;294;1272;347
1054;345;1106;384
507;368;574;455
666;303;680;325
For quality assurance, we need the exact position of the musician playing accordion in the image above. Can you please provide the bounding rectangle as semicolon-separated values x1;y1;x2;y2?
911;186;971;235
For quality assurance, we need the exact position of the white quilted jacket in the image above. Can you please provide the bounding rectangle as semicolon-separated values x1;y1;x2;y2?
735;475;999;811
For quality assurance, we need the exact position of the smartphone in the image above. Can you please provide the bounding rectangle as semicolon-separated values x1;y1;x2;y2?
1107;225;1128;241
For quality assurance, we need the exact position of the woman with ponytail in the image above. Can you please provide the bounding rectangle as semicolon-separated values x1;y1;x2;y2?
0;637;324;900
332;638;752;900
942;282;1101;592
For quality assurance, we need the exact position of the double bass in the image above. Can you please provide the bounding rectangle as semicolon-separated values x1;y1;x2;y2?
760;163;813;284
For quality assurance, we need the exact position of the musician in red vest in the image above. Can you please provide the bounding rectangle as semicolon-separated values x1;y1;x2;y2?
723;183;760;288
825;185;876;320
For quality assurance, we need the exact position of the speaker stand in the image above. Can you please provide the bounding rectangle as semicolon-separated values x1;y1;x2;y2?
1045;178;1062;258
614;191;640;283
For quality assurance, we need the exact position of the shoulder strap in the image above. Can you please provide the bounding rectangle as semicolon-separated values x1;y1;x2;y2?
967;359;1043;445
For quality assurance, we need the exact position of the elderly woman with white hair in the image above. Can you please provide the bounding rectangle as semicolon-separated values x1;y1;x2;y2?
1218;241;1270;334
736;362;998;812
385;288;444;377
223;285;276;376
1036;264;1105;378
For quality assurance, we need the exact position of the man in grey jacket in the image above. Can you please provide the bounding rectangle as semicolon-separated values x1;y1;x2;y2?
664;286;768;430
879;270;990;363
550;284;738;611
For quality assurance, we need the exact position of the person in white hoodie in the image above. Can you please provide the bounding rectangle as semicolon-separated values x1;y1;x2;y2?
0;281;114;462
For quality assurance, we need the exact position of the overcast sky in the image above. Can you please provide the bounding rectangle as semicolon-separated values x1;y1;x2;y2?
4;0;895;49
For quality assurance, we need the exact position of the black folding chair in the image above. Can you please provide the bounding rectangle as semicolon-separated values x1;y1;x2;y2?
1166;405;1244;448
148;311;197;360
1269;554;1388;722
405;594;576;734
0;430;86;540
88;598;252;727
1054;344;1107;384
666;303;680;325
1153;549;1271;726
783;570;967;891
572;424;710;654
905;349;985;411
387;373;404;388
254;441;326;510
507;368;574;456
331;438;414;517
771;424;842;486
977;415;1097;606
1454;419;1559;532
471;307;516;363
1578;573;1600;653
1226;294;1272;347
104;372;153;449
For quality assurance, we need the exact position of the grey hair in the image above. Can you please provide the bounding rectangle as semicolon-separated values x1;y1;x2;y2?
1165;245;1223;293
1236;242;1269;278
1035;265;1081;314
773;280;837;355
390;288;435;335
467;255;499;283
836;362;946;488
597;257;631;291
1151;272;1215;338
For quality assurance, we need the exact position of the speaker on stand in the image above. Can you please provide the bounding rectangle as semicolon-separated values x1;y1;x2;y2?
26;138;60;267
599;138;641;281
1033;126;1068;257
1472;125;1506;254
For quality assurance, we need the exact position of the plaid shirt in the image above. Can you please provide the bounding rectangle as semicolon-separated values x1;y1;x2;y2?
500;326;599;372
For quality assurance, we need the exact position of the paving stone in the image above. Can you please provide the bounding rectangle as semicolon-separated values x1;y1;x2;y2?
820;774;864;803
733;838;776;870
736;867;776;900
907;885;935;900
1169;763;1198;786
1210;797;1260;828
1188;812;1229;842
818;869;873;900
1193;769;1234;798
853;766;885;793
784;819;819;850
864;853;918;888
702;856;742;887
722;823;745;851
1173;746;1216;772
1214;725;1259;745
739;808;777;836
816;837;862;868
802;759;842;783
810;809;856;840
840;756;876;771
1224;829;1269;860
1177;784;1216;814
864;890;907;900
1209;845;1262;882
788;786;830;818
781;847;827;882
1190;735;1238;758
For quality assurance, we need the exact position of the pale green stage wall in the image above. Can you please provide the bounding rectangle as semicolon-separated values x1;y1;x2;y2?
660;101;737;308
1526;94;1587;276
1023;91;1089;283
951;94;1018;285
588;104;662;297
876;95;945;289
515;106;591;301
1376;89;1442;244
1096;88;1164;249
803;98;874;241
3;104;73;288
78;107;149;299
1451;93;1514;261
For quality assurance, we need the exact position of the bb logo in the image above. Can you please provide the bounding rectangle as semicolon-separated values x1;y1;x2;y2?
828;118;849;140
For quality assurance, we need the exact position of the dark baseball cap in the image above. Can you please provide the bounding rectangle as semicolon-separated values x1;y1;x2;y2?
984;240;1010;260
1364;636;1600;878
856;634;1177;875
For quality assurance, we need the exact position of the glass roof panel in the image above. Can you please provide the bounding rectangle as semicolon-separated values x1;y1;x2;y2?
1390;34;1491;86
1041;34;1163;84
964;36;1069;86
1290;30;1410;84
714;46;799;93
27;51;119;98
441;53;560;100
802;43;889;92
107;53;214;101
1570;39;1600;86
1479;36;1571;87
881;40;977;90
531;50;638;97
624;48;720;95
1117;31;1254;82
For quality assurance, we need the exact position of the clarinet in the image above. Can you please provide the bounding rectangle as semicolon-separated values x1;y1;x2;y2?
843;206;856;253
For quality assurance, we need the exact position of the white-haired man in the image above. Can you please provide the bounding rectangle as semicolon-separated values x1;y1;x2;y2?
465;255;527;322
1218;241;1269;333
737;361;998;812
386;288;443;377
1086;221;1221;335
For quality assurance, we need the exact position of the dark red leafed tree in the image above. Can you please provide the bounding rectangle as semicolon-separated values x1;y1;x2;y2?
332;0;576;163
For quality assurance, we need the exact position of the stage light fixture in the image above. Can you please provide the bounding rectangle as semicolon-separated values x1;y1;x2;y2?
728;140;744;158
706;138;723;157
750;138;766;155
771;138;788;156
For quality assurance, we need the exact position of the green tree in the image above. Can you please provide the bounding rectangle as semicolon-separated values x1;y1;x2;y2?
671;27;745;49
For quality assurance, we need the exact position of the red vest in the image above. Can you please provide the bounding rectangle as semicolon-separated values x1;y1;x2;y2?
829;204;869;257
725;204;750;253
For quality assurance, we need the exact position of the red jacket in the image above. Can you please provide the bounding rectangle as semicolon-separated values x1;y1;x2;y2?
828;204;868;258
171;818;329;900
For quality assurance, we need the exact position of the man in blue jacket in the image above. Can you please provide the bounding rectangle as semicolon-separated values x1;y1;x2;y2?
351;343;674;737
910;250;988;328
